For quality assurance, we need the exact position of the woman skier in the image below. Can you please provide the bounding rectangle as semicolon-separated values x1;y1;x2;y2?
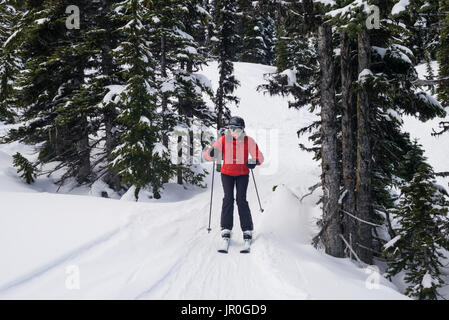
204;116;264;250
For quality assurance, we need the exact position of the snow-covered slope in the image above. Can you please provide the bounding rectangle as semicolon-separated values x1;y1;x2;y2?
3;61;445;299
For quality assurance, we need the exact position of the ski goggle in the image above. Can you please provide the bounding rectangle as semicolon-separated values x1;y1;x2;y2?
228;125;243;133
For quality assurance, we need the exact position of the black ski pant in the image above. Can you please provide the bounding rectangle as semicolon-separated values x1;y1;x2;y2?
220;173;253;232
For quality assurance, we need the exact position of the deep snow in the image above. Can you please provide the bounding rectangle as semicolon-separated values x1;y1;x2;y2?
0;61;447;299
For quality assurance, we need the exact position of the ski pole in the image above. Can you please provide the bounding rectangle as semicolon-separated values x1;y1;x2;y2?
207;158;215;233
250;168;264;213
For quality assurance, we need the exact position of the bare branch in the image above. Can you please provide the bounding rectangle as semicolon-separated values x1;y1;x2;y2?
412;77;449;86
300;182;322;202
340;208;383;227
339;234;367;267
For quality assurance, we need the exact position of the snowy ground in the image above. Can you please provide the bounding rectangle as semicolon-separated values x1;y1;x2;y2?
0;61;447;299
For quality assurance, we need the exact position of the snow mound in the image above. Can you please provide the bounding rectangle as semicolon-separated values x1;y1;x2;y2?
258;184;312;244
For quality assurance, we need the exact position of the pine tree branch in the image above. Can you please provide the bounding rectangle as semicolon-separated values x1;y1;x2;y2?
432;122;449;136
384;211;397;239
412;77;449;86
436;171;449;178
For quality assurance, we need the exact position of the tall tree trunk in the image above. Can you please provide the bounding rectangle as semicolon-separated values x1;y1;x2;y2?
74;60;90;184
104;105;121;191
177;135;183;184
318;25;344;258
102;7;121;191
356;30;373;264
216;71;224;130
176;61;195;185
161;35;169;149
340;31;356;258
76;114;91;184
215;56;225;173
161;35;170;184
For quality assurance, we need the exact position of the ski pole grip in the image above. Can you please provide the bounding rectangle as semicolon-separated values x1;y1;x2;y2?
248;158;257;164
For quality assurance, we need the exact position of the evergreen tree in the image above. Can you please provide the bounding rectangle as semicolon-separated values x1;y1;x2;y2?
3;0;213;196
171;0;215;186
436;0;449;135
321;0;447;262
262;0;292;71
257;0;318;109
151;0;214;124
425;50;435;94
200;0;216;59
259;0;447;264
12;152;36;184
259;10;276;65
84;0;124;192
391;0;440;62
0;0;21;123
274;24;289;72
212;0;240;129
6;0;98;185
110;0;174;200
237;0;275;65
150;0;214;186
385;143;449;300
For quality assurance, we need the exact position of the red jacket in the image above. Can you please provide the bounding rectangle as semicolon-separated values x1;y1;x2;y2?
204;133;264;176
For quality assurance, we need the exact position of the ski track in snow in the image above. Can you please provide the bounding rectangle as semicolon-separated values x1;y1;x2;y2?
0;226;124;294
0;62;425;299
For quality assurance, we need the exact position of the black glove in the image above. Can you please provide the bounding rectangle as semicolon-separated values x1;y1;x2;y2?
218;127;227;136
209;147;219;158
246;159;259;169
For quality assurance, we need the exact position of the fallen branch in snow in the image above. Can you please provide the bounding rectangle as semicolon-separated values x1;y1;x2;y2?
339;234;367;267
300;182;322;203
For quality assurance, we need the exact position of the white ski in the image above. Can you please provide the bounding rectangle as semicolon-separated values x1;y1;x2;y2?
217;237;230;253
240;239;251;253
